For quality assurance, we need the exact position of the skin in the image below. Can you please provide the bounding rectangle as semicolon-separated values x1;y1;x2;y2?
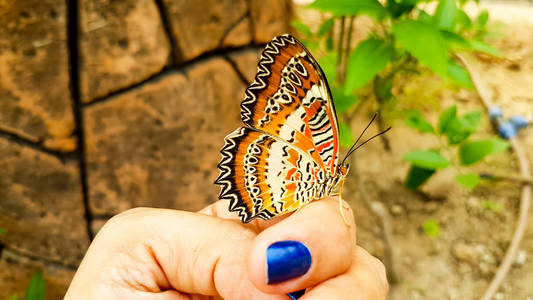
65;197;389;299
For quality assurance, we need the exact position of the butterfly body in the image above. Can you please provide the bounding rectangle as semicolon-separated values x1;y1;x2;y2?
216;34;349;223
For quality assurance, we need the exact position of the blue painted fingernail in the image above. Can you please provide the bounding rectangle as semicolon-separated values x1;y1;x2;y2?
287;289;306;299
266;241;311;284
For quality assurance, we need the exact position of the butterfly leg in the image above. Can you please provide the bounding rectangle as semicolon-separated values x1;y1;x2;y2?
337;180;351;227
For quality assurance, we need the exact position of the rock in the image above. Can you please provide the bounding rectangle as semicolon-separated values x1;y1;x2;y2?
390;204;404;216
0;139;89;266
250;0;291;43
85;57;246;215
80;0;171;102
0;0;76;151
226;47;263;84
90;218;107;235
515;250;527;266
0;258;74;300
161;0;251;61
452;242;478;264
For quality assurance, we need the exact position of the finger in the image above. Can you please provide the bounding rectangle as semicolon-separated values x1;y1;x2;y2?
66;208;287;300
302;246;389;300
198;200;290;232
248;196;357;294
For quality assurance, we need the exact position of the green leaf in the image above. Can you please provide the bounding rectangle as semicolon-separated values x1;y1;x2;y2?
447;59;473;88
386;0;415;18
374;74;394;102
405;165;436;190
438;105;457;134
440;31;471;51
345;38;393;94
318;51;337;84
477;10;489;28
392;20;447;77
291;20;312;37
456;173;479;189
433;0;457;30
444;110;482;144
470;40;500;56
332;87;358;114
482;200;501;212
326;36;334;51
24;270;45;300
8;295;18;300
317;18;334;37
404;110;434;133
309;0;388;19
459;138;510;165
339;121;354;148
417;10;433;23
403;150;449;169
0;227;6;235
455;9;472;30
423;220;440;237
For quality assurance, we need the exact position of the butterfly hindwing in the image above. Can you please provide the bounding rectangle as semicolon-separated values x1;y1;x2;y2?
216;127;327;223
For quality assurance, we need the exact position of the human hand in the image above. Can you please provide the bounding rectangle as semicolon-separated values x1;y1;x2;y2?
65;197;388;299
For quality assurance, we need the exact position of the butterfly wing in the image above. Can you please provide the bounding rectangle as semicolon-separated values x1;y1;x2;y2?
216;127;328;223
216;34;340;222
240;34;340;175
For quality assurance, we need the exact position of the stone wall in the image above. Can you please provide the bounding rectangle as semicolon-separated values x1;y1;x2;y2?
0;1;291;298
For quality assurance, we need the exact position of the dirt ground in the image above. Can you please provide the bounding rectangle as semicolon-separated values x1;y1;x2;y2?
313;2;533;299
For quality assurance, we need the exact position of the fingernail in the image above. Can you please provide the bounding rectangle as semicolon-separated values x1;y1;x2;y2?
287;289;306;299
266;241;311;284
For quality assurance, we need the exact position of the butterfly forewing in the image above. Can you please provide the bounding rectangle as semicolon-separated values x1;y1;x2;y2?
216;34;341;223
240;35;340;175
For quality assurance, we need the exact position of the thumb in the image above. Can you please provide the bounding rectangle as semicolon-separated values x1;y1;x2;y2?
66;208;288;300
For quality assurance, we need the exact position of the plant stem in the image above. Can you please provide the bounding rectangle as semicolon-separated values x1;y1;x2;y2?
342;16;355;83
337;16;346;83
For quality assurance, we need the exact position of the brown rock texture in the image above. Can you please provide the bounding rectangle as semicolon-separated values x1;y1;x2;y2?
0;258;74;300
226;47;263;84
161;0;252;61
80;0;171;103
0;0;75;152
0;139;89;266
250;0;292;43
0;1;291;297
85;57;245;215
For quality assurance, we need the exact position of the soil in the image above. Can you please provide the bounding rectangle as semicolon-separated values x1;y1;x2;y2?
297;2;533;299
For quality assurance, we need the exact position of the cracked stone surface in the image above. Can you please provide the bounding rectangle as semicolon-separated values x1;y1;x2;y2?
161;0;251;61
0;258;74;300
0;139;89;266
80;0;171;103
227;47;263;84
85;57;245;215
250;0;291;43
0;0;76;152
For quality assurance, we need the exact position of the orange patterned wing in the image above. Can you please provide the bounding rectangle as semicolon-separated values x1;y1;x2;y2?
240;34;340;176
216;34;341;223
216;127;329;223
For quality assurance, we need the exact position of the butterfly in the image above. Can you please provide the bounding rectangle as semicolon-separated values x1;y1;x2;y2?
215;34;382;223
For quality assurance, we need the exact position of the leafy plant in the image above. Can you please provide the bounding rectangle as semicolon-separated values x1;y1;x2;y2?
403;105;509;189
423;219;440;237
292;0;500;147
8;269;45;300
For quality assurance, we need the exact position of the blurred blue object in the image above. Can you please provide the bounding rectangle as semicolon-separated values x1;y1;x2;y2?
511;115;528;129
498;122;516;139
489;106;502;121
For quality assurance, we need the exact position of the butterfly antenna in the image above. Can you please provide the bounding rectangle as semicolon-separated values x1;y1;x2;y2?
350;126;392;154
341;113;378;166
